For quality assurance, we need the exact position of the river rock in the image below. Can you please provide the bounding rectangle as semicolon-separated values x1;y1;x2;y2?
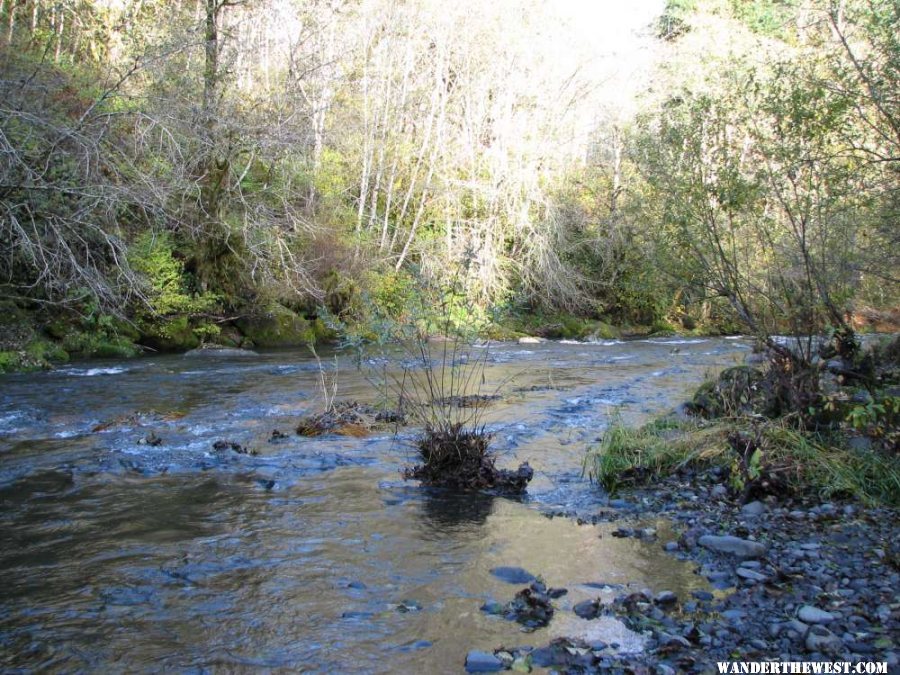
655;591;678;606
465;651;503;672
805;626;842;654
798;606;836;624
711;485;729;499
721;609;746;622
573;599;602;620
736;567;768;582
741;500;767;517
517;336;546;344
698;535;767;558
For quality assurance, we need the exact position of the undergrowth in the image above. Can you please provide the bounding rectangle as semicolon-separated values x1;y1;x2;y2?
585;415;900;506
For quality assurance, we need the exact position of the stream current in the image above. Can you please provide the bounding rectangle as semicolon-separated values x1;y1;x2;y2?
0;337;751;672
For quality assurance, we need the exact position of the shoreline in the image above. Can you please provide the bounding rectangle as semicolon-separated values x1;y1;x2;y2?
469;465;899;672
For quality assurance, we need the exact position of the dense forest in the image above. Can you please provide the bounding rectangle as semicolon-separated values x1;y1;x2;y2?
0;0;898;369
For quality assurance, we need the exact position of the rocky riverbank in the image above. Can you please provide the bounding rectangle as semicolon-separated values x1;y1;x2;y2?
467;466;899;673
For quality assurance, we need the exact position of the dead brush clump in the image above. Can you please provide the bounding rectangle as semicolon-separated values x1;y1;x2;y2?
296;401;406;437
403;422;533;494
295;345;405;437
350;271;533;495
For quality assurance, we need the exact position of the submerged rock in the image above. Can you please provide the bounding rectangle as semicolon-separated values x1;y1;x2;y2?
506;582;557;629
465;651;503;672
183;346;258;357
137;432;163;446
490;566;536;584
212;439;257;456
268;429;289;443
654;591;679;607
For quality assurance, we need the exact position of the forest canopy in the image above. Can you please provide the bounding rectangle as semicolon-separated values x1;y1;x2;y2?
0;0;897;360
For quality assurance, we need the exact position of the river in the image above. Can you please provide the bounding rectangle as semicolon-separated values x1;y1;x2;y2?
0;336;751;672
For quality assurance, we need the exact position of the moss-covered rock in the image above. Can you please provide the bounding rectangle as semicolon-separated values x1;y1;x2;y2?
649;319;679;336
480;323;527;341
43;310;141;359
26;339;69;363
138;315;201;352
0;339;70;373
587;321;621;341
235;303;317;348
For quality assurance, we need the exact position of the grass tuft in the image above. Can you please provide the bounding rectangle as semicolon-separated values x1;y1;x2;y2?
585;415;900;506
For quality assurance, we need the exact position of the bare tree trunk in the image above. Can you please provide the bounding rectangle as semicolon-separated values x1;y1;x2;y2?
357;51;371;230
55;5;65;62
379;158;398;251
610;126;622;214
203;0;219;127
7;0;16;45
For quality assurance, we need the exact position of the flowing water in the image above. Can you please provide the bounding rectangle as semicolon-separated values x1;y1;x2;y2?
0;337;751;672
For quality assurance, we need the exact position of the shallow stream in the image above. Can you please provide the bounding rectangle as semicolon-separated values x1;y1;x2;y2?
0;337;751;672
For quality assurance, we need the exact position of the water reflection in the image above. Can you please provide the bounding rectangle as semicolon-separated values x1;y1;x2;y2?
0;338;752;671
416;489;497;533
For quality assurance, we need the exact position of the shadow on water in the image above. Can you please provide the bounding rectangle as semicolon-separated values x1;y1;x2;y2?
416;489;497;533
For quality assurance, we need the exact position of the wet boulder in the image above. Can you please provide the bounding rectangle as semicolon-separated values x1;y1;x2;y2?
485;580;567;630
465;651;503;673
235;303;316;348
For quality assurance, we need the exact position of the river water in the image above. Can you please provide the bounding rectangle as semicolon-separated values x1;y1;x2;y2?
0;337;750;672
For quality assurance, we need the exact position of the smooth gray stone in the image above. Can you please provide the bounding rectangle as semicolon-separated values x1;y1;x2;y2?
798;606;836;624
698;535;767;558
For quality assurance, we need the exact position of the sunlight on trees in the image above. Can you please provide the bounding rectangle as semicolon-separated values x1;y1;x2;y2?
0;0;896;343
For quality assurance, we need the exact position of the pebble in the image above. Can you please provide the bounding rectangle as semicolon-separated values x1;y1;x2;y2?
736;568;768;582
721;609;746;622
798;606;836;624
741;501;767;517
805;626;842;654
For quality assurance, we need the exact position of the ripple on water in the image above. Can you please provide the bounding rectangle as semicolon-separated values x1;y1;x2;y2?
57;366;129;377
0;339;750;671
